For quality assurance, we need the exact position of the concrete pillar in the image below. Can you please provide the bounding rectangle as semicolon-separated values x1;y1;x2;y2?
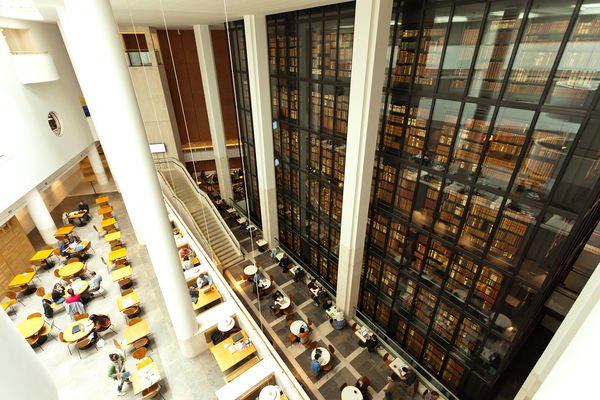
56;0;200;356
336;0;393;318
25;188;57;246
0;310;58;399
515;261;600;399
244;15;279;247
87;143;109;185
193;25;233;202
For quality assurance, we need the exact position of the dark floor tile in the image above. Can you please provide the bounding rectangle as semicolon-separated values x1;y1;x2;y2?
301;302;329;327
268;265;293;286
255;252;275;268
318;379;340;399
232;228;247;240
285;283;310;305
350;352;390;392
326;328;358;358
240;239;255;253
331;367;358;390
272;318;291;339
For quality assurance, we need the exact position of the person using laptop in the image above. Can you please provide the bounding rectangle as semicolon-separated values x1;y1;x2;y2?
196;273;213;289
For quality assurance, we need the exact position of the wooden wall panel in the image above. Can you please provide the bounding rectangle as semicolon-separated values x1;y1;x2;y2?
0;217;35;291
157;29;238;149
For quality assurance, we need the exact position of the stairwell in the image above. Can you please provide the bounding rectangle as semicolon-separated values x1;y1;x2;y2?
157;164;244;269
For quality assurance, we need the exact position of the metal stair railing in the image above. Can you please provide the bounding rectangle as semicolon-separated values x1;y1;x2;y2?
154;157;243;257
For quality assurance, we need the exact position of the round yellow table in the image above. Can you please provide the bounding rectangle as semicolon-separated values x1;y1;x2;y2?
59;262;84;278
63;318;93;342
65;241;88;255
17;317;45;339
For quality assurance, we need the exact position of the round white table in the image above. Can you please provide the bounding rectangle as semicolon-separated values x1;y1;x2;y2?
67;279;88;295
290;320;307;336
244;265;258;276
258;278;271;290
276;296;291;310
259;386;281;400
218;317;235;332
341;386;363;400
311;347;330;366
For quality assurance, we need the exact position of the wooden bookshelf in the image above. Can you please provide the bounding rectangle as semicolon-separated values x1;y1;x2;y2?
406;326;425;358
404;103;431;159
423;342;446;374
383;102;406;153
414;287;437;325
376;163;397;204
472;266;503;313
446;254;478;299
395;168;417;218
442;357;465;389
438;183;468;238
455;316;482;356
338;31;353;79
323;30;337;79
392;29;418;85
487;204;533;265
423;239;451;286
415;26;447;88
433;302;459;342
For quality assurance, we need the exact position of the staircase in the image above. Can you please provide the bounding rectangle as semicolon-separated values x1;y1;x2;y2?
155;159;244;269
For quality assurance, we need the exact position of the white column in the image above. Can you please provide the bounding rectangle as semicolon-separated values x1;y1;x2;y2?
25;188;57;246
244;15;279;246
336;0;393;318
193;25;233;202
87;143;109;185
0;311;58;399
516;261;600;399
57;0;200;356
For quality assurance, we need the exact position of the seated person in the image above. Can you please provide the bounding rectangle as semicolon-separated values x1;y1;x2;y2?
196;273;213;289
59;240;70;258
42;299;54;319
322;297;334;310
298;326;310;344
252;272;265;294
179;247;193;259
65;288;82;305
279;255;291;272
356;378;370;400
311;353;322;376
317;290;328;304
182;256;194;271
78;200;91;221
358;333;379;352
270;247;280;260
399;366;417;395
330;311;346;330
290;265;305;282
270;290;284;313
51;283;66;304
423;390;440;400
88;271;103;291
90;314;111;332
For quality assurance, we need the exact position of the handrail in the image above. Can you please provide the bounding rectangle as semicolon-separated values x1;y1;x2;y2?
154;157;242;256
156;171;220;266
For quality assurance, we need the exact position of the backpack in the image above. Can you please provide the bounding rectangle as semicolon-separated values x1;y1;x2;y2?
42;300;54;319
189;287;199;303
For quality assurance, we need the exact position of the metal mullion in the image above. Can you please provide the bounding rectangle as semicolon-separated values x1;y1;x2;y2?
384;4;401;92
478;0;584;270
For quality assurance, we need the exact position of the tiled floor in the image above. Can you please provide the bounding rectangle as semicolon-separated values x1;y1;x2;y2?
221;214;416;400
11;181;224;400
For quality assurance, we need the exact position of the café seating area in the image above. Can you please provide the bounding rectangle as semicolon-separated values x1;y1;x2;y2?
219;205;432;400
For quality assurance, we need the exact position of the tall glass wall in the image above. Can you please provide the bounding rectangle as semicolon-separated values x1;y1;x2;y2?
358;0;600;398
228;20;262;227
267;3;355;292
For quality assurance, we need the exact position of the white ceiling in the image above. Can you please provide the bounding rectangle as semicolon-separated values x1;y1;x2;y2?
27;0;348;27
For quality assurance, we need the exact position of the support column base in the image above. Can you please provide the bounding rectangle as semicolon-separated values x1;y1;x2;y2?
177;331;206;358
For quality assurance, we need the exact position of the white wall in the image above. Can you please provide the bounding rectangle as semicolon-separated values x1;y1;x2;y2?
0;18;94;214
15;163;84;233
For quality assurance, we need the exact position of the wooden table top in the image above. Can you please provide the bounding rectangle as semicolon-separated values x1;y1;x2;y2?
96;195;110;204
210;330;256;372
117;291;140;311
131;361;161;394
124;319;149;345
105;231;122;242
101;218;116;228
59;262;84;278
54;226;74;236
111;266;132;282
63;318;94;342
98;206;113;215
17;317;45;338
109;247;127;262
8;271;36;287
192;286;221;310
30;249;53;262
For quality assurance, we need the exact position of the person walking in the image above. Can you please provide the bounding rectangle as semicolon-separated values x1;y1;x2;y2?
383;373;399;400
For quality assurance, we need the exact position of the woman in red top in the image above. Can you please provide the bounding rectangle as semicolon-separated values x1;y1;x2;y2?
65;288;81;304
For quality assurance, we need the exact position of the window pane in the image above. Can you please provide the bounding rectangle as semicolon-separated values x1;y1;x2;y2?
454;316;482;357
459;189;500;256
445;253;478;303
438;3;485;96
423;341;446;374
432;302;460;342
425;100;461;171
414;6;450;92
394;165;418;219
470;265;504;316
552;118;600;213
504;0;575;103
476;108;535;193
390;5;420;89
469;0;526;99
403;97;432;162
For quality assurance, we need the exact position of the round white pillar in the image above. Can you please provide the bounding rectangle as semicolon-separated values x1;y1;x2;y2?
25;188;57;246
57;0;199;355
0;310;59;399
87;143;108;185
